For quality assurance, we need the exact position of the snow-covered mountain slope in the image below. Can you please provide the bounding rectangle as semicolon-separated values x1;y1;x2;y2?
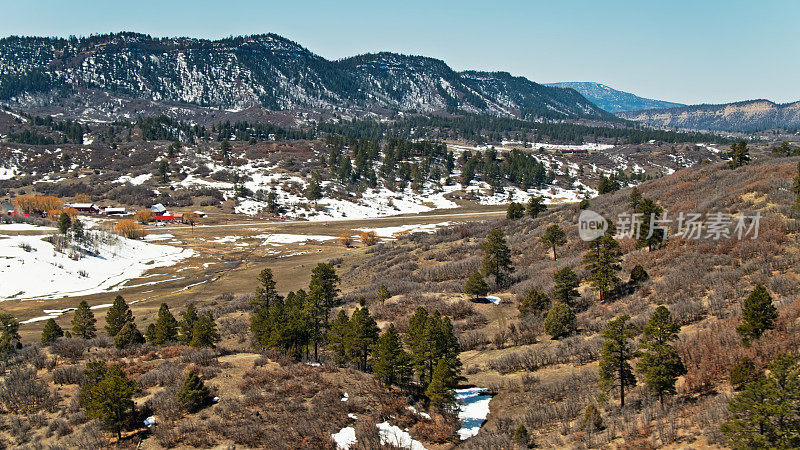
0;33;611;121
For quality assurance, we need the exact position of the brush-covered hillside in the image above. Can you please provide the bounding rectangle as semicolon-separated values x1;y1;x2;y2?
2;144;800;449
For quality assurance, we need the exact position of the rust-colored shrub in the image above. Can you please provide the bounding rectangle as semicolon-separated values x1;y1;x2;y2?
115;220;148;239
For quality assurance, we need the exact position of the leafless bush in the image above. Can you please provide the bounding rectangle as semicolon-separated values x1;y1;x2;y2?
0;367;58;414
137;361;183;388
181;348;219;366
51;338;86;361
459;330;490;351
47;418;72;438
53;365;85;385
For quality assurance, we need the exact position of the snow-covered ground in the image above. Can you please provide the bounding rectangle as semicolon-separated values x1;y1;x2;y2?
254;233;336;245
353;222;451;238
115;173;152;185
454;388;493;440
331;427;357;449
0;223;56;231
0;230;195;300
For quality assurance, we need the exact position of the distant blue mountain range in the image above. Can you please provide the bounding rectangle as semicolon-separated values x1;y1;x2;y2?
545;82;685;113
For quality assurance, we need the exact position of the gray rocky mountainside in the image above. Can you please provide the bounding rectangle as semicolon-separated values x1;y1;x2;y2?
0;32;612;121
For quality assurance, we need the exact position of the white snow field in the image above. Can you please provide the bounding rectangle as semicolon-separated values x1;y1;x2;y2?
331;426;357;449
376;422;426;450
0;230;195;300
454;388;493;440
353;222;452;238
255;233;337;245
0;223;56;232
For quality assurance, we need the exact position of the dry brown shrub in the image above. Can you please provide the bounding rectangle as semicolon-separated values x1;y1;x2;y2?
360;231;379;246
338;233;353;247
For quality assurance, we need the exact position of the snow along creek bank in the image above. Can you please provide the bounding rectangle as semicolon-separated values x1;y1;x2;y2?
331;388;493;449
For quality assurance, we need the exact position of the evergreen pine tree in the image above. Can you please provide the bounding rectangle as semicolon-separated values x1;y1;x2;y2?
598;315;638;407
635;198;664;251
252;268;281;308
629;187;642;209
377;284;391;304
105;295;133;338
518;288;550;317
179;303;199;344
737;285;778;344
175;371;210;413
630;264;649;284
552;267;580;305
151;303;179;345
79;364;136;439
526;195;546;217
406;307;433;383
506;202;525;220
372;324;412;387
190;313;220;348
544;302;576;338
583;234;622;302
347;306;380;371
540;225;567;260
327;309;351;366
307;262;340;360
0;314;21;355
114;321;144;349
426;358;455;409
480;228;514;287
636;306;686;404
464;272;489;301
57;212;71;234
727;140;751;169
71;300;97;339
40;318;63;346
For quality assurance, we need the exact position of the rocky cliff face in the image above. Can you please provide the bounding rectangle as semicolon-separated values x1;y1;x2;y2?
618;100;800;132
0;33;611;121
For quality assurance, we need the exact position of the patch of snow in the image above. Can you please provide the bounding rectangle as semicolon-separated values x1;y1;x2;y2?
407;406;431;420
485;296;502;305
115;173;152;185
143;233;173;242
354;222;451;238
0;231;195;301
255;233;336;245
0;223;56;231
376;422;426;450
454;388;493;440
332;427;357;449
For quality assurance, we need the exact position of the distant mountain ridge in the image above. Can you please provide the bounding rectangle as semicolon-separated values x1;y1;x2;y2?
0;32;612;121
545;82;685;113
618;99;800;132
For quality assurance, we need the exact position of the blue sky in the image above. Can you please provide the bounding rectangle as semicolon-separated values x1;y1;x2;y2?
1;0;797;105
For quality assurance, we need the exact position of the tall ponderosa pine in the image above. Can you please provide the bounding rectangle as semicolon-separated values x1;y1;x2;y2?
541;224;567;260
506;202;525;219
179;303;199;344
175;371;210;413
347;305;380;371
426;358;456;409
629;187;642;209
372;324;412;387
598;315;638;407
71;300;97;339
41;318;64;346
635;198;664;251
150;303;179;345
793;161;800;210
737;285;778;344
253;268;281;308
377;284;391;304
480;228;514;286
327;309;351;365
464;272;489;300
552;267;580;306
79;364;136;439
583;234;622;302
405;307;462;388
190;312;220;348
307;262;340;360
637;306;686;404
57;212;71;234
105;295;133;338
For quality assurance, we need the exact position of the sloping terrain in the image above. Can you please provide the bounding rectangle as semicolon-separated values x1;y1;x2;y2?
619;99;800;132
0;33;611;121
546;82;685;113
